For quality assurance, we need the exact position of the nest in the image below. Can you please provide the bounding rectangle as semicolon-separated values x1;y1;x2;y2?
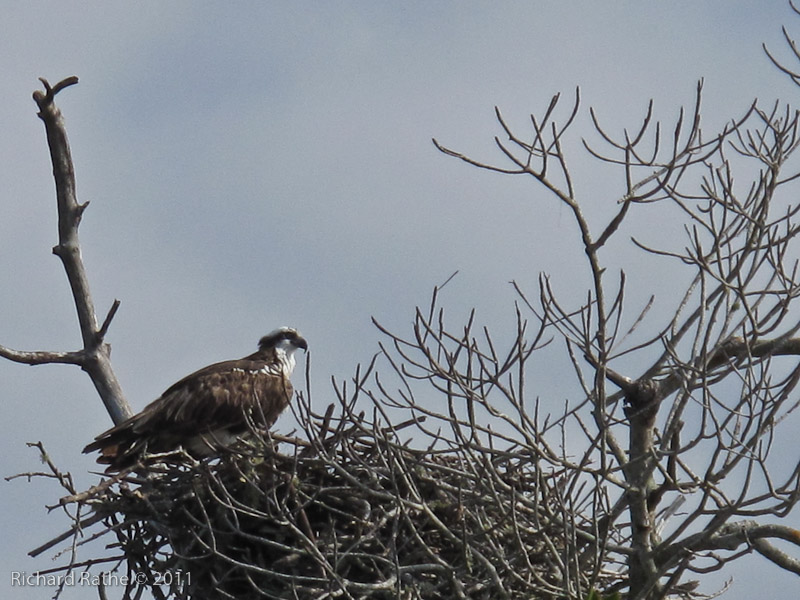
35;393;622;600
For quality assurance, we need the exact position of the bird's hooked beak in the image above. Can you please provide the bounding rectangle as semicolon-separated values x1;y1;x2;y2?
295;336;308;352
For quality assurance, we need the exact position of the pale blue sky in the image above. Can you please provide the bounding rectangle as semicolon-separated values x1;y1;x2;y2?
2;3;799;598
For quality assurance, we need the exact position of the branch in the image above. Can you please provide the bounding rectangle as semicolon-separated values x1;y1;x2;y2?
657;520;800;576
0;77;132;424
32;76;99;352
752;538;800;575
710;521;800;551
0;345;85;366
599;335;800;409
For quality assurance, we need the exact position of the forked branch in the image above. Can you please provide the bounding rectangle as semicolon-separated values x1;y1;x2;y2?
1;77;131;424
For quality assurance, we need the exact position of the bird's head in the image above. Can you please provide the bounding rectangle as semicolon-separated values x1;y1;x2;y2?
259;327;308;355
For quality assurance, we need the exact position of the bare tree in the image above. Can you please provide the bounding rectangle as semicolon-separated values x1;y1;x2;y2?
423;44;800;600
0;77;131;425
8;16;800;600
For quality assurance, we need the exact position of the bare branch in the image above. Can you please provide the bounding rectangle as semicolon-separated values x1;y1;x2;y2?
2;77;132;424
0;345;84;366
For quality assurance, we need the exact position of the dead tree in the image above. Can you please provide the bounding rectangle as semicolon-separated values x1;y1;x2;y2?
0;77;131;425
424;41;800;600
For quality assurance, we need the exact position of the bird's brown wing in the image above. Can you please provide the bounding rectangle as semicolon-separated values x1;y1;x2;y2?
83;358;293;471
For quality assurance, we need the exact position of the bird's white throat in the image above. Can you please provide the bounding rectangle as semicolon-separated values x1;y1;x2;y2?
274;341;300;376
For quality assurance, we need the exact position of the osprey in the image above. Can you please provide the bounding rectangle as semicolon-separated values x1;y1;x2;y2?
83;327;307;472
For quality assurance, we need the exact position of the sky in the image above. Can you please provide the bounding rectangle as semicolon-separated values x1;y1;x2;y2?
2;2;800;599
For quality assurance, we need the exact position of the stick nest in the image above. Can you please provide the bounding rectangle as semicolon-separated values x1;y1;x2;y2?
38;397;621;600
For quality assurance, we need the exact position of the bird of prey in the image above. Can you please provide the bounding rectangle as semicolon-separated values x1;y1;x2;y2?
83;327;307;472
